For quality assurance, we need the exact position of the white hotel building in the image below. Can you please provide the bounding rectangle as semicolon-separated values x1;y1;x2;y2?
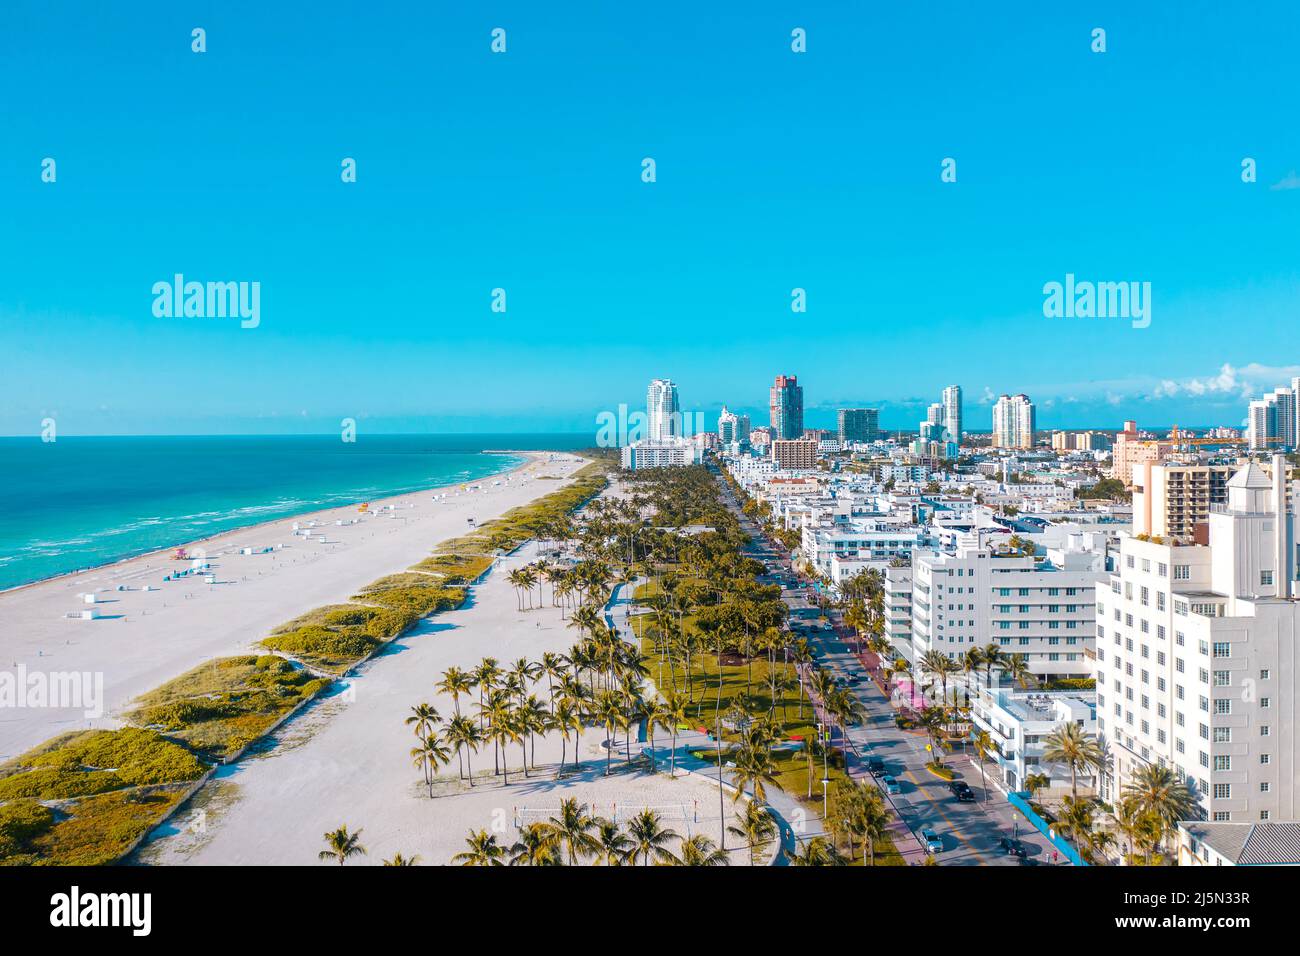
912;535;1105;682
1095;457;1300;821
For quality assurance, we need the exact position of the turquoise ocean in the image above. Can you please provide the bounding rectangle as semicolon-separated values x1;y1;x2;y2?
0;434;589;591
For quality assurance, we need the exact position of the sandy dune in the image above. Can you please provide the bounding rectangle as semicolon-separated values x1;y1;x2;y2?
0;452;586;761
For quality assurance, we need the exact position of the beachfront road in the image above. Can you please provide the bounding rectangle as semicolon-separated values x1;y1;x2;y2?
717;472;1062;867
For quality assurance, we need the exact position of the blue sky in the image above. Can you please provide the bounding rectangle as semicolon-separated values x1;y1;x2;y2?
2;1;1299;436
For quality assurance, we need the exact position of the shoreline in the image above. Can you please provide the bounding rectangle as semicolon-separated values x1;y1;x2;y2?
0;450;529;597
0;450;587;760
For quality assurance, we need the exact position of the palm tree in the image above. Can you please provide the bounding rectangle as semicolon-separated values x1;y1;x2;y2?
1120;764;1194;863
660;690;690;775
727;801;778;865
1002;653;1034;690
552;696;585;772
1042;721;1103;800
677;834;729;866
318;826;366;866
383;852;420;866
981;643;1004;689
917;707;948;768
453;829;505;866
437;667;473;717
542;797;599;865
1024;771;1051;803
624;809;680;866
593;817;633;866
593;689;625;776
791;836;845;866
920;650;959;708
730;737;779;803
405;702;440;740
972;729;995;802
443;714;481;784
410;733;450;797
472;658;501;731
509;823;562;866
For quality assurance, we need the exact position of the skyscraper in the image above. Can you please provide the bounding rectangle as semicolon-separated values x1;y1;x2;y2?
1248;385;1298;451
646;379;679;441
837;408;879;444
942;385;962;444
769;374;804;440
718;405;750;444
992;394;1035;449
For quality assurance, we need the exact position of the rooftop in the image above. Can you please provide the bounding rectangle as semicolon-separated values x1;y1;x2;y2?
1181;821;1300;865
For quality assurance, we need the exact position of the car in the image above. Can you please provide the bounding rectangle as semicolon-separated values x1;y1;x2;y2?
866;758;886;777
920;827;943;853
882;774;902;794
998;837;1027;859
948;780;975;802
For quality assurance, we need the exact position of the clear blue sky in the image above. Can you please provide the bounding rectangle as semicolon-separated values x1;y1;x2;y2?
2;1;1299;436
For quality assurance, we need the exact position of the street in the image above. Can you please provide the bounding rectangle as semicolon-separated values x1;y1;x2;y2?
719;473;1063;867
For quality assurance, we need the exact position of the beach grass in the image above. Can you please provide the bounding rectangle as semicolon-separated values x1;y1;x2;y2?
126;655;333;760
0;729;209;866
1;455;609;865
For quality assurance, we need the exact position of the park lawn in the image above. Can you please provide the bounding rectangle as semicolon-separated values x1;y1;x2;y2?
637;627;816;744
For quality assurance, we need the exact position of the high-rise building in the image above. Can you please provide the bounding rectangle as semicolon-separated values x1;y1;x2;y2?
646;379;680;441
769;374;804;440
1248;385;1298;451
992;394;1035;449
837;408;879;444
1096;456;1300;821
942;385;962;444
926;403;944;426
717;405;750;445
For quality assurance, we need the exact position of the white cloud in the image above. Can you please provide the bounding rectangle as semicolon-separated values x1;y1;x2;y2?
1270;171;1300;191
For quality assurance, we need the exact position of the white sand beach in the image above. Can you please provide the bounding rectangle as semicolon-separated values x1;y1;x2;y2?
0;452;586;762
138;539;764;866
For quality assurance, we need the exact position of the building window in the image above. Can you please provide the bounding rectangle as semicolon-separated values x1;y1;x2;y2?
1213;755;1231;772
1213;783;1231;799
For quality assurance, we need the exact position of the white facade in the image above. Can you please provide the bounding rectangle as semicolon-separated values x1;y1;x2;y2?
620;439;702;470
646;378;680;441
912;536;1105;680
970;689;1098;792
942;384;963;443
1095;457;1300;822
992;394;1035;449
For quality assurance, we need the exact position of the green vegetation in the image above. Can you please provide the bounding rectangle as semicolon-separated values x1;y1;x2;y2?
0;729;209;866
1076;477;1131;501
127;655;333;759
408;552;495;584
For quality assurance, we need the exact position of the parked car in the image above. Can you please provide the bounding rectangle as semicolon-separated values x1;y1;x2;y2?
882;774;902;795
949;780;975;802
999;837;1027;859
921;827;943;853
866;758;886;777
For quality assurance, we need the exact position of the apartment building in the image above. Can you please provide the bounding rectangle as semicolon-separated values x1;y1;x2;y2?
771;437;818;471
911;535;1105;682
884;562;915;658
1095;457;1300;821
1132;462;1236;540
